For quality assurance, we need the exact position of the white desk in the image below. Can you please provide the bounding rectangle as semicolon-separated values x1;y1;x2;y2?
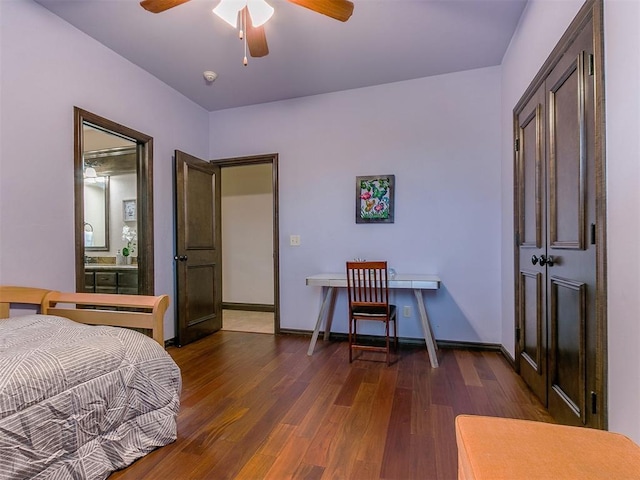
306;273;441;367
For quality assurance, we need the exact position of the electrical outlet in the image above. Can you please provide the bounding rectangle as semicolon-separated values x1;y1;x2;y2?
290;235;301;246
403;305;411;317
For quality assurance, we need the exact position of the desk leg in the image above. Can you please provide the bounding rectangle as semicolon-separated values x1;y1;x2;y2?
323;287;338;341
307;286;335;356
414;289;439;368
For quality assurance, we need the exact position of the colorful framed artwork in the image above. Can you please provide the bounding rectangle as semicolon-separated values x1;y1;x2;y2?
356;175;395;224
123;199;137;222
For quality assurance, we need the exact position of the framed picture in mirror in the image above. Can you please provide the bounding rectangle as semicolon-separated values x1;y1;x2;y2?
123;199;137;222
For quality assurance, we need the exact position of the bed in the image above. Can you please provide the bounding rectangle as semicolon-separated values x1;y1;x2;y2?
0;286;181;480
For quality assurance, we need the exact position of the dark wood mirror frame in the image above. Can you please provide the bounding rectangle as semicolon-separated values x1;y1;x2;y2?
74;107;155;295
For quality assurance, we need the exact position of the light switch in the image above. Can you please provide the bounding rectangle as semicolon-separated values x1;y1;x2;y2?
290;235;301;246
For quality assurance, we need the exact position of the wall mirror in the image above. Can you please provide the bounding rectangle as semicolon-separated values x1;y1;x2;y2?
74;107;154;295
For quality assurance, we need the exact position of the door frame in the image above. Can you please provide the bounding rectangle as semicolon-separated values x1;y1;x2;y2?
211;153;280;333
512;0;607;429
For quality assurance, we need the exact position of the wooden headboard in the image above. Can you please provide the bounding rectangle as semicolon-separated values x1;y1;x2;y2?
0;286;169;346
0;285;50;318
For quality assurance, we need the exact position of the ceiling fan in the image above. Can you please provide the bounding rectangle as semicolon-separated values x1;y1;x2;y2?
139;0;354;60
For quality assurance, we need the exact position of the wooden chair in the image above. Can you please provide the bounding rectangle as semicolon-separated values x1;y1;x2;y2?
346;261;397;365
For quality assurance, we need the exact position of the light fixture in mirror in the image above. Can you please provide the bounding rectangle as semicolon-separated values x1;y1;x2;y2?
84;166;97;179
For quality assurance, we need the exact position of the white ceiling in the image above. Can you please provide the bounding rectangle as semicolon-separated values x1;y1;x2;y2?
34;0;527;112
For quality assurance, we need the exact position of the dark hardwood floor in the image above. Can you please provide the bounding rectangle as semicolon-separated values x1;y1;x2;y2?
110;332;553;480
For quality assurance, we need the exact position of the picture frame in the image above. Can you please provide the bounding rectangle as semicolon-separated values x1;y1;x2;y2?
123;199;137;222
356;175;395;224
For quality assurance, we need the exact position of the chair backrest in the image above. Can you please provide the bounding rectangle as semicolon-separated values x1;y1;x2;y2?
346;261;390;311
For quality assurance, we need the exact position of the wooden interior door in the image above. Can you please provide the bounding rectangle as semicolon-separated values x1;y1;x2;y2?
545;19;597;427
516;84;548;406
175;150;222;346
515;10;601;428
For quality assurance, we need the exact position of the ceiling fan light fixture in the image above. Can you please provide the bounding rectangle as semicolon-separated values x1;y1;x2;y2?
212;0;243;28
247;0;274;27
213;0;273;28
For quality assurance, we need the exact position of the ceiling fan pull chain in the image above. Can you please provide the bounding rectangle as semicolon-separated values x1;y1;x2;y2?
242;8;248;66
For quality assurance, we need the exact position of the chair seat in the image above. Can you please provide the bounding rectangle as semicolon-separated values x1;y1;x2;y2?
352;304;396;317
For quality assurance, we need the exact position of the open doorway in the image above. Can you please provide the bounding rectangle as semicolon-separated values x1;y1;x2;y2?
214;154;279;334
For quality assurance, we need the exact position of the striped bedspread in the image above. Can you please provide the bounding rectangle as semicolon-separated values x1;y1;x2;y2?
0;314;181;479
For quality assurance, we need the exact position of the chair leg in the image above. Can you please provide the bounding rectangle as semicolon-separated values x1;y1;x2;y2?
348;316;353;363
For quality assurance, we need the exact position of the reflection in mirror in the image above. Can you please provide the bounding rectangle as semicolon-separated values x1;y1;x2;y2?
83;142;137;260
74;107;154;295
84;176;109;251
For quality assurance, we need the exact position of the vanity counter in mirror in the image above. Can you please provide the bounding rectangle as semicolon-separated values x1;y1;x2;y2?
85;264;138;270
84;265;138;295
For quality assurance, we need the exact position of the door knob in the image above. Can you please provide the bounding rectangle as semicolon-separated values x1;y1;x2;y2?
174;255;188;261
539;255;554;267
531;255;539;265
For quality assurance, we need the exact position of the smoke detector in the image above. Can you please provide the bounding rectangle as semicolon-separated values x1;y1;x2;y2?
203;71;218;82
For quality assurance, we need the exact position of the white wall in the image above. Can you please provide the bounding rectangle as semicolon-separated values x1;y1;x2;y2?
501;0;640;442
221;164;274;305
84;175;137;258
210;67;503;343
0;0;210;339
84;181;107;248
109;174;138;258
603;0;640;443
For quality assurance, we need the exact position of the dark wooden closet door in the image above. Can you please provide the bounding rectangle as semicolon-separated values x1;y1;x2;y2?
545;19;597;427
514;3;604;429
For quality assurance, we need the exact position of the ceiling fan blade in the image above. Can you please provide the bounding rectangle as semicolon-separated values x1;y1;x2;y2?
287;0;354;22
139;0;191;14
247;21;269;58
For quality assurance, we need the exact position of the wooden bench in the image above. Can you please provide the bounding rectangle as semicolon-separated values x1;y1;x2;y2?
455;415;640;479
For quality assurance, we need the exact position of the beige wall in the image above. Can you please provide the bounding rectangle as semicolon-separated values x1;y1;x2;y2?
221;164;274;305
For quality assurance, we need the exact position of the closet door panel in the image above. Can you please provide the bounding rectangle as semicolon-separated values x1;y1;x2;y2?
521;106;544;248
515;85;547;406
521;271;543;371
549;277;586;422
548;57;585;250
